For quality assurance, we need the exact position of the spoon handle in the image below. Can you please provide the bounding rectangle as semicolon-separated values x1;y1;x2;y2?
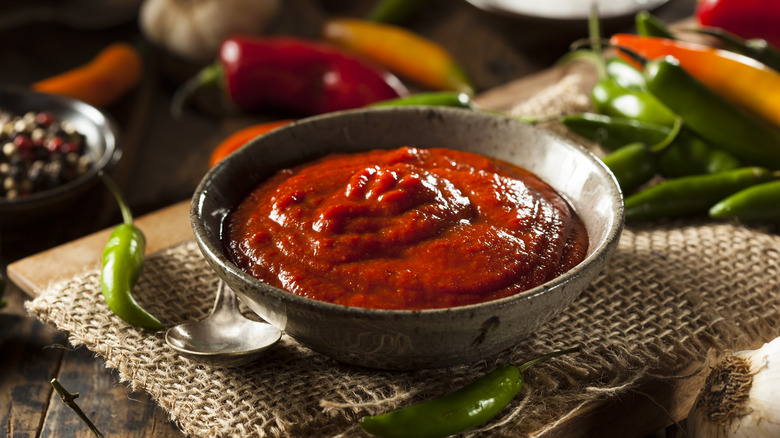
210;280;241;321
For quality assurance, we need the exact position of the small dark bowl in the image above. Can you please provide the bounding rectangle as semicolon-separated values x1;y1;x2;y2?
192;107;624;370
0;87;121;227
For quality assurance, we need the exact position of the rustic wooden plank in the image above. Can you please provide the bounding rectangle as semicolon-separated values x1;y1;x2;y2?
42;347;182;438
0;281;66;437
474;60;598;112
7;200;192;297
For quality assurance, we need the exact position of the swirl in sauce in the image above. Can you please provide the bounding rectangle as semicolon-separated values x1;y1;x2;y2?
225;147;588;310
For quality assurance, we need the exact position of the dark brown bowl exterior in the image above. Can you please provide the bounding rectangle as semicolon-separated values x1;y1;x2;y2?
0;87;121;227
191;107;624;370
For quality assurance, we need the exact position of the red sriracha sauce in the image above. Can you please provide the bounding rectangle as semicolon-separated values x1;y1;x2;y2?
224;147;588;310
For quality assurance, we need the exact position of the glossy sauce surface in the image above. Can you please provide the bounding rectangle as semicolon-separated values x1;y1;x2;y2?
225;147;588;310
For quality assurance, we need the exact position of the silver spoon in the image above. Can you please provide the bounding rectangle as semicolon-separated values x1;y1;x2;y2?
165;281;282;365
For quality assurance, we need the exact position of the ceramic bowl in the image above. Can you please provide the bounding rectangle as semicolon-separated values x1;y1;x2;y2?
0;87;121;227
191;107;624;370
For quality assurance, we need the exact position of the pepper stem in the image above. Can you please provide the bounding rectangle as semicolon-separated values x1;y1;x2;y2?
588;4;602;54
51;378;104;438
649;116;683;154
170;62;224;119
556;48;608;80
98;171;133;225
611;45;649;68
635;11;675;39
684;27;752;53
559;6;608;80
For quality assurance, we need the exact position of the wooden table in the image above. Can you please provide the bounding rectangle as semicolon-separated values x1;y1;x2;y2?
1;1;698;436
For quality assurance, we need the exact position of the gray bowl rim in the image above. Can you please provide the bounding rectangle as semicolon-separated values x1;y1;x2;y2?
0;87;121;209
191;106;624;320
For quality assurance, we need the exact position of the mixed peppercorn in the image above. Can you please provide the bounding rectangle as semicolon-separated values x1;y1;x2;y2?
0;109;92;200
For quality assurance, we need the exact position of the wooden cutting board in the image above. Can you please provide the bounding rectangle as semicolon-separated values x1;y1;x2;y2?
7;200;193;295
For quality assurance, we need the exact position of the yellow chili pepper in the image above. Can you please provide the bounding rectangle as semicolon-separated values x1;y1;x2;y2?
611;34;780;130
322;18;474;95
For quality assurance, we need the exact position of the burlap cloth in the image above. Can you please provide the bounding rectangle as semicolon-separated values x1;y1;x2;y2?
26;73;780;437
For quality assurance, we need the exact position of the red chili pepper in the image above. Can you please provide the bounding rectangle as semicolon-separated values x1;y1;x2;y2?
172;36;409;117
696;0;780;49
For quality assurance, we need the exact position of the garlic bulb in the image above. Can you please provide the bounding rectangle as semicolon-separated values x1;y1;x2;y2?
139;0;281;63
688;336;780;437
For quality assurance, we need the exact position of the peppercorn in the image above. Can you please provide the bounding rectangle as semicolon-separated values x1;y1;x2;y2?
0;109;92;199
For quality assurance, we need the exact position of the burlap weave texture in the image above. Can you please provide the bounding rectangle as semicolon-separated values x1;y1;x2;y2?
26;220;780;437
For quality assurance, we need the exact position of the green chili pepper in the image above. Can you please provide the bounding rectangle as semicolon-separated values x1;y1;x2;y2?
709;179;780;223
624;167;772;222
562;113;670;150
643;57;780;169
656;130;742;177
605;58;648;91
591;77;677;126
371;91;473;108
592;57;677;127
601;142;657;194
690;27;780;73
99;172;162;331
360;347;579;438
635;11;675;39
562;113;741;176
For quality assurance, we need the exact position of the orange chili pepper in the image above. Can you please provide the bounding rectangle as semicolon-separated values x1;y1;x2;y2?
32;42;143;108
209;119;293;168
322;18;474;95
610;34;780;129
